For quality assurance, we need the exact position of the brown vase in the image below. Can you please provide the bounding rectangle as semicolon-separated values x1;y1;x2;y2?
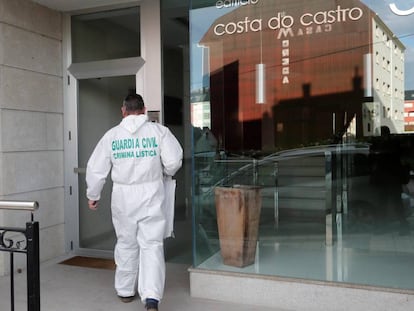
214;185;262;267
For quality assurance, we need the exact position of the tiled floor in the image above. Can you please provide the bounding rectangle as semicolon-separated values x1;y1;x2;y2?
0;256;286;311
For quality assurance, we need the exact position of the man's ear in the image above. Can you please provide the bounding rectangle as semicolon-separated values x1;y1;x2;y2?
121;105;128;117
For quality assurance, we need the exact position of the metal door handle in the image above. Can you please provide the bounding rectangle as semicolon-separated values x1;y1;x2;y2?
74;167;86;174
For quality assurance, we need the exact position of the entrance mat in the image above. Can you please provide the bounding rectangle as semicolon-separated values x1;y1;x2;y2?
59;256;115;270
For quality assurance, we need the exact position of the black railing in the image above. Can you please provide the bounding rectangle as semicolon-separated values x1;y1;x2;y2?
0;201;40;311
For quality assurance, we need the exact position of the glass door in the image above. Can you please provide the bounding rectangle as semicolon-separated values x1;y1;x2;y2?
77;76;136;251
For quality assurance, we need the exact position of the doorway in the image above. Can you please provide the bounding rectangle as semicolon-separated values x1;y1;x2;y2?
76;76;136;251
64;2;192;263
65;6;145;257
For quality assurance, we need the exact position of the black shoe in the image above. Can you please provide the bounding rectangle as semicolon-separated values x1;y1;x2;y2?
145;298;159;310
118;295;135;303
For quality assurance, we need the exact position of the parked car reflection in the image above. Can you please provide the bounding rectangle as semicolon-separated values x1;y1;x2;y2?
194;140;413;239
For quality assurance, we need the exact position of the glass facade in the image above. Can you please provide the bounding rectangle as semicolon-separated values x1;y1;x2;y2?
190;0;414;290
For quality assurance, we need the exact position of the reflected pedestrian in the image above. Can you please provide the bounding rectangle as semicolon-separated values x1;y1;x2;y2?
369;126;410;235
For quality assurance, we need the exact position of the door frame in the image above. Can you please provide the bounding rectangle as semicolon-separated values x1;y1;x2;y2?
62;0;162;257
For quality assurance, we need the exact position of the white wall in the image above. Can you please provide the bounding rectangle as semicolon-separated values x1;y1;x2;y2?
139;0;162;117
0;0;64;274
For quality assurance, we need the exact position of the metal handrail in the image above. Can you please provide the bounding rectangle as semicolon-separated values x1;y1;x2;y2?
206;143;370;189
0;200;40;311
0;201;39;211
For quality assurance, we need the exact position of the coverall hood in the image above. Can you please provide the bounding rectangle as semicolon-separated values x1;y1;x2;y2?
120;114;148;134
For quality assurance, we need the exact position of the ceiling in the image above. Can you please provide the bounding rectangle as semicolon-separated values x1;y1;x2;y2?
32;0;140;12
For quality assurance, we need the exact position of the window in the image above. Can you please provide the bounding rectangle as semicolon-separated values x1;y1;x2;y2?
71;7;140;63
190;0;414;292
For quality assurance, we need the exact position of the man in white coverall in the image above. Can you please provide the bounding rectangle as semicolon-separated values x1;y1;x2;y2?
86;94;183;311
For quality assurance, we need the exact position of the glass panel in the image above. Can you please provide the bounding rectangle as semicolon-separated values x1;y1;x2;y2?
190;0;414;290
161;0;192;264
78;76;136;250
71;7;140;63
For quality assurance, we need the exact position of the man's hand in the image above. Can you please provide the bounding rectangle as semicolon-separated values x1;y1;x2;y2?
88;200;98;210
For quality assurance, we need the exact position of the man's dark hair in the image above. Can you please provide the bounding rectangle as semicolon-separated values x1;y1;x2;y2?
123;94;145;112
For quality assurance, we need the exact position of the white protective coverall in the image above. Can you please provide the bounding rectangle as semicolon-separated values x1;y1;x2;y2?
86;114;183;303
